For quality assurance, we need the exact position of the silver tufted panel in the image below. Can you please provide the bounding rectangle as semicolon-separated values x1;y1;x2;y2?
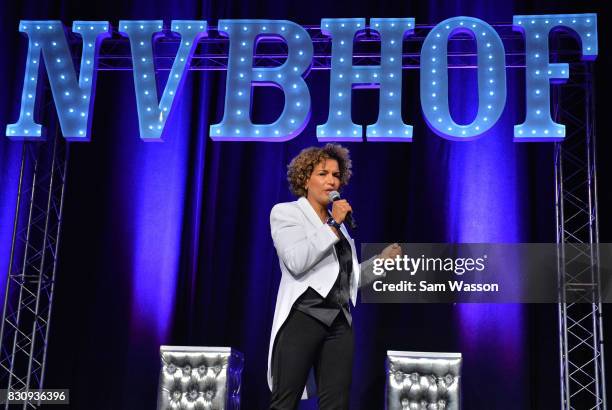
157;346;244;410
386;351;462;410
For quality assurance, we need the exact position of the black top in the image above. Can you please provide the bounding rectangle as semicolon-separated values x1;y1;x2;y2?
294;228;353;326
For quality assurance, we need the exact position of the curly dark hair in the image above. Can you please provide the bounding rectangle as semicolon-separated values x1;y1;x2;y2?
287;144;352;197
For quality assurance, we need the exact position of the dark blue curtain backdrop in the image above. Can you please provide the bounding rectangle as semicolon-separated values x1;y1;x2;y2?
1;0;611;409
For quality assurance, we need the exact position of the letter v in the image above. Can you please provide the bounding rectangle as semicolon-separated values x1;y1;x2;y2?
119;20;207;140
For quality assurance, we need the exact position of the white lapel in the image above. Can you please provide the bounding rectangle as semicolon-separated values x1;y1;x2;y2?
297;196;326;228
339;224;352;241
297;196;355;239
297;197;341;263
340;219;359;302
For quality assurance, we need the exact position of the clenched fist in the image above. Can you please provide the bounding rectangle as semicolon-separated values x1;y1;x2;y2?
380;243;402;261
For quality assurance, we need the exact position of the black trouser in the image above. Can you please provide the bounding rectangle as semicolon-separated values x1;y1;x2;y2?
270;309;354;410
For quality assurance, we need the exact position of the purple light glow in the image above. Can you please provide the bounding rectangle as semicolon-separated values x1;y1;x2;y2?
446;65;527;404
128;94;191;341
448;130;525;357
0;142;23;306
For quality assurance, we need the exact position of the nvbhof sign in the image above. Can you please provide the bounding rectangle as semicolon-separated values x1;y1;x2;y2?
4;14;597;143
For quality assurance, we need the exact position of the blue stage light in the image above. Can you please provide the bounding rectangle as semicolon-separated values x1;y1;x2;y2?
119;20;208;140
210;20;313;141
6;20;110;140
513;13;597;141
420;17;506;141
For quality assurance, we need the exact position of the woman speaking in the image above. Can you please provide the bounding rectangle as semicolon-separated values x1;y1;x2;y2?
267;144;401;409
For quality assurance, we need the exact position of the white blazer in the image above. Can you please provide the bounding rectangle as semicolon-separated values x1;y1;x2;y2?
267;196;371;395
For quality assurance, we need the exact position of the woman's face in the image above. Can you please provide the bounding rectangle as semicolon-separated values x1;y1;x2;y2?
305;159;341;207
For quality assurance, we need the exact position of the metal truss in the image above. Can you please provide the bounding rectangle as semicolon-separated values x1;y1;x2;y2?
0;126;68;409
555;62;606;409
92;24;531;71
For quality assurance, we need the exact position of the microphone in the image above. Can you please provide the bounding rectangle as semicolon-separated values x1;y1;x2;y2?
328;191;357;230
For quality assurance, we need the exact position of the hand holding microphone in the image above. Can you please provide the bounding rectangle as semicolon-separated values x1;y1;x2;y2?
329;191;357;229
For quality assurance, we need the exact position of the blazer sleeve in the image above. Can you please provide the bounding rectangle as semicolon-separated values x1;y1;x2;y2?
358;255;384;288
270;203;339;277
